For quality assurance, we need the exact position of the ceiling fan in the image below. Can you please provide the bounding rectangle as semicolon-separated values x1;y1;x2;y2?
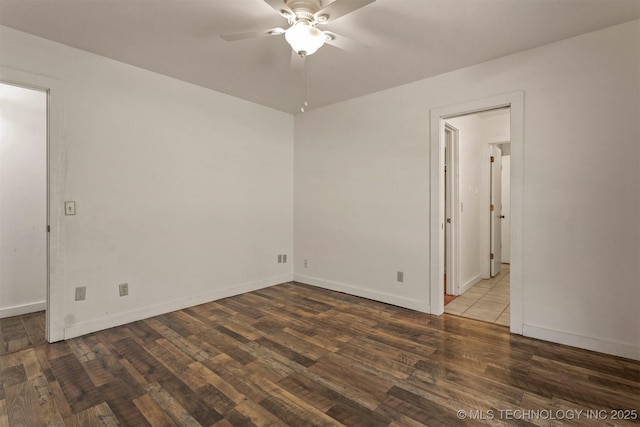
221;0;376;57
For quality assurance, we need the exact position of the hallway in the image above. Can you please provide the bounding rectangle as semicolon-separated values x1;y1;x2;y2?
445;264;510;326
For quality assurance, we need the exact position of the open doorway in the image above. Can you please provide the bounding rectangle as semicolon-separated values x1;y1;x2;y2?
441;108;511;325
430;91;524;334
0;82;48;353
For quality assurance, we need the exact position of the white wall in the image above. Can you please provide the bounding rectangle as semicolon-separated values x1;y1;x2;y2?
482;110;511;144
294;20;640;359
445;115;483;292
0;83;47;317
0;26;294;338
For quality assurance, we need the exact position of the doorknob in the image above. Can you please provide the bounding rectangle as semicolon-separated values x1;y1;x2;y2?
446;218;451;223
500;215;505;219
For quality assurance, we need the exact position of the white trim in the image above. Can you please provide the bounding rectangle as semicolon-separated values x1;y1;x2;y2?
523;324;640;361
430;91;524;335
0;301;47;318
0;66;67;342
63;275;293;339
444;123;460;296
294;274;430;313
459;274;483;295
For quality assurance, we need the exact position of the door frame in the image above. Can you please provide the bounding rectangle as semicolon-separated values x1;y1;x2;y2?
444;123;460;295
489;144;502;277
430;91;524;335
1;66;66;342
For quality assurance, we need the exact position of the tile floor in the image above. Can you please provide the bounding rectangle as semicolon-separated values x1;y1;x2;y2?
445;264;510;326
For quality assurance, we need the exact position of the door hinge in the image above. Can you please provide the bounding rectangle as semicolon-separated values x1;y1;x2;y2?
490;253;494;260
490;156;495;163
490;204;495;211
47;225;50;232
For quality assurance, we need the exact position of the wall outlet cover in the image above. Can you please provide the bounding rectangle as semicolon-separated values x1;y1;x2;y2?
119;283;129;297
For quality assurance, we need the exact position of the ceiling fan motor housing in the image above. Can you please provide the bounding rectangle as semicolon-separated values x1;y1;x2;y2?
285;0;323;23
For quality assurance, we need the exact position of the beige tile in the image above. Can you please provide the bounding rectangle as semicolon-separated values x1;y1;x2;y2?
503;305;510;313
473;282;494;289
496;312;510;326
487;288;509;296
463;307;502;323
463;288;488;298
454;294;480;305
445;300;471;315
471;300;508;312
480;294;510;304
485;294;509;302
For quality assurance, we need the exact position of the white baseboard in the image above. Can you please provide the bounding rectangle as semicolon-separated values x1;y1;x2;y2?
459;274;483;295
523;324;640;361
294;274;430;313
63;274;293;339
0;301;46;318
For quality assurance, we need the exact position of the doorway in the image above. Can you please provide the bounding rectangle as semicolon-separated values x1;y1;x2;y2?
0;82;48;352
440;109;511;325
430;91;524;334
1;66;65;343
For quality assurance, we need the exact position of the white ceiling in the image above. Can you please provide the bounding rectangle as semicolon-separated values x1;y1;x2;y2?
1;0;638;114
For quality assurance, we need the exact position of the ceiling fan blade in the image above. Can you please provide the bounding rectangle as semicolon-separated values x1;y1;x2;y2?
314;0;376;24
263;0;294;18
291;50;305;71
220;28;285;42
323;31;369;51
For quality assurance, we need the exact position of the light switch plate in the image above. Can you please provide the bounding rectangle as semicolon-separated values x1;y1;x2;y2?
65;201;76;215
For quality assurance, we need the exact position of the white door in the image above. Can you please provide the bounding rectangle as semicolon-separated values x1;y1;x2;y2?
490;145;502;276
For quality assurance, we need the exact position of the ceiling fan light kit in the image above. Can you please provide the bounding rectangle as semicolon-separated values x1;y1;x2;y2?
285;22;325;56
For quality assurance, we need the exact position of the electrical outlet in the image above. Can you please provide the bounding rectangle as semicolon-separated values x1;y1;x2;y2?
278;254;283;263
397;271;404;283
283;254;287;263
119;283;129;297
75;286;86;301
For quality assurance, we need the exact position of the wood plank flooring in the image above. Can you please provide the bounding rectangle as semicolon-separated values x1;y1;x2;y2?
1;282;638;426
0;311;46;356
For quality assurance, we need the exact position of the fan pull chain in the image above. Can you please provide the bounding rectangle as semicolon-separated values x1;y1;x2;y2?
301;53;309;113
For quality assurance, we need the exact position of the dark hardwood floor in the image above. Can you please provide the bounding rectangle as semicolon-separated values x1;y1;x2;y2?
1;282;638;426
0;311;46;356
